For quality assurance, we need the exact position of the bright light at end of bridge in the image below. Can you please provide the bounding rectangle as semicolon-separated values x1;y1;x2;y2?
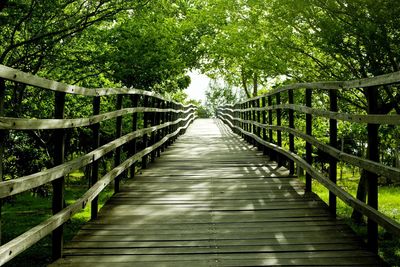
185;70;210;104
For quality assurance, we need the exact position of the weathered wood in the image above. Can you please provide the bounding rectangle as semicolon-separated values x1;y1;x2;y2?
236;69;400;104
261;97;267;155
129;95;139;179
305;89;312;192
0;65;195;108
230;117;400;181
52;91;66;260
268;96;274;159
366;87;379;253
233;104;400;125
228;122;400;237
0;116;195;266
0;78;5;245
0;106;196;130
288;89;295;174
329;90;338;216
52;119;382;266
114;95;123;193
0;115;193;198
91;96;101;220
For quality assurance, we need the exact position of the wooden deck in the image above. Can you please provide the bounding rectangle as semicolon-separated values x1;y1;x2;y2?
51;119;383;266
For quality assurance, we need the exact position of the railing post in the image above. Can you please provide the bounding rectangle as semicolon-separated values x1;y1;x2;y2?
114;94;123;193
262;97;267;155
288;90;295;175
235;104;240;134
305;88;313;192
276;93;282;165
367;86;379;253
329;90;338;216
252;100;256;146
161;100;166;152
167;101;173;147
130;95;139;179
142;96;149;169
150;98;157;163
268;96;274;160
91;96;100;220
0;78;5;244
52;91;66;260
256;99;261;150
244;102;248;141
155;99;161;158
241;103;245;139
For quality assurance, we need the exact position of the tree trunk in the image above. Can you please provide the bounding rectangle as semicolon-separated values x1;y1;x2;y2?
252;72;258;97
241;67;251;98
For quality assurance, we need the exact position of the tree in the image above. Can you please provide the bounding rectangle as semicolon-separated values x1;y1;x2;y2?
205;80;239;116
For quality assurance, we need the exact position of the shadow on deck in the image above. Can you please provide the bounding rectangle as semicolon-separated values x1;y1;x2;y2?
51;119;383;266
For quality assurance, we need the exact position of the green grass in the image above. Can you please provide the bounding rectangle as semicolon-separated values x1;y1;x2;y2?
301;167;400;266
2;173;113;267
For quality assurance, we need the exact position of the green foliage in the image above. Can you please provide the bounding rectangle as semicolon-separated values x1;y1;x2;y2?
205;80;239;116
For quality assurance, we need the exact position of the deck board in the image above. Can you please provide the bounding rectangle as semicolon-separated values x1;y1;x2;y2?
51;119;383;266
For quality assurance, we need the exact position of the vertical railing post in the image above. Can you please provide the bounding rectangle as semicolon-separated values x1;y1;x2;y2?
91;96;100;220
288;90;295;175
268;96;274;160
261;97;267;155
142;96;149;169
235;104;240;134
305;88;313;192
150;98;157;163
0;78;5;244
276;93;282;165
366;86;379;253
244;102;248;141
241;103;245;138
252;100;256;146
161;100;166;152
52;91;66;260
114;94;123;193
256;99;261;150
329;90;338;216
155;99;161;158
130;95;139;179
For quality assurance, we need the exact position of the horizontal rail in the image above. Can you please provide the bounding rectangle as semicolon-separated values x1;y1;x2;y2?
0;116;195;266
0;113;194;198
0;107;196;130
220;105;400;125
218;70;400;253
227;115;400;181
219;114;400;237
241;71;400;103
0;65;192;108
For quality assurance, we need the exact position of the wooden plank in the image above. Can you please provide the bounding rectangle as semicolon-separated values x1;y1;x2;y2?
52;119;382;266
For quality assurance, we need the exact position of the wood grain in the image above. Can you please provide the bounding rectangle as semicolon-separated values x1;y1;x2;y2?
51;119;383;266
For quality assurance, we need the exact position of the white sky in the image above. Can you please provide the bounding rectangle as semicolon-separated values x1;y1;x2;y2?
185;70;210;103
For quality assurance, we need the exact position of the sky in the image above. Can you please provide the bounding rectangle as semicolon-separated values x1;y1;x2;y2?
185;70;210;103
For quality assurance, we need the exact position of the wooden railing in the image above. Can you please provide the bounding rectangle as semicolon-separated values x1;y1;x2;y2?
0;65;196;265
217;72;400;253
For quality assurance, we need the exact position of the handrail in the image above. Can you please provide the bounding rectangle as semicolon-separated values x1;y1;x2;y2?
0;65;197;265
240;70;400;103
0;64;192;108
217;72;400;254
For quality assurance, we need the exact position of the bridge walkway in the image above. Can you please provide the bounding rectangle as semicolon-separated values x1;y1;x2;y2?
51;118;382;266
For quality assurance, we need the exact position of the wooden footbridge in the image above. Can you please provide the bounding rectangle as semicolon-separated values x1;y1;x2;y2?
51;119;382;266
0;66;399;266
